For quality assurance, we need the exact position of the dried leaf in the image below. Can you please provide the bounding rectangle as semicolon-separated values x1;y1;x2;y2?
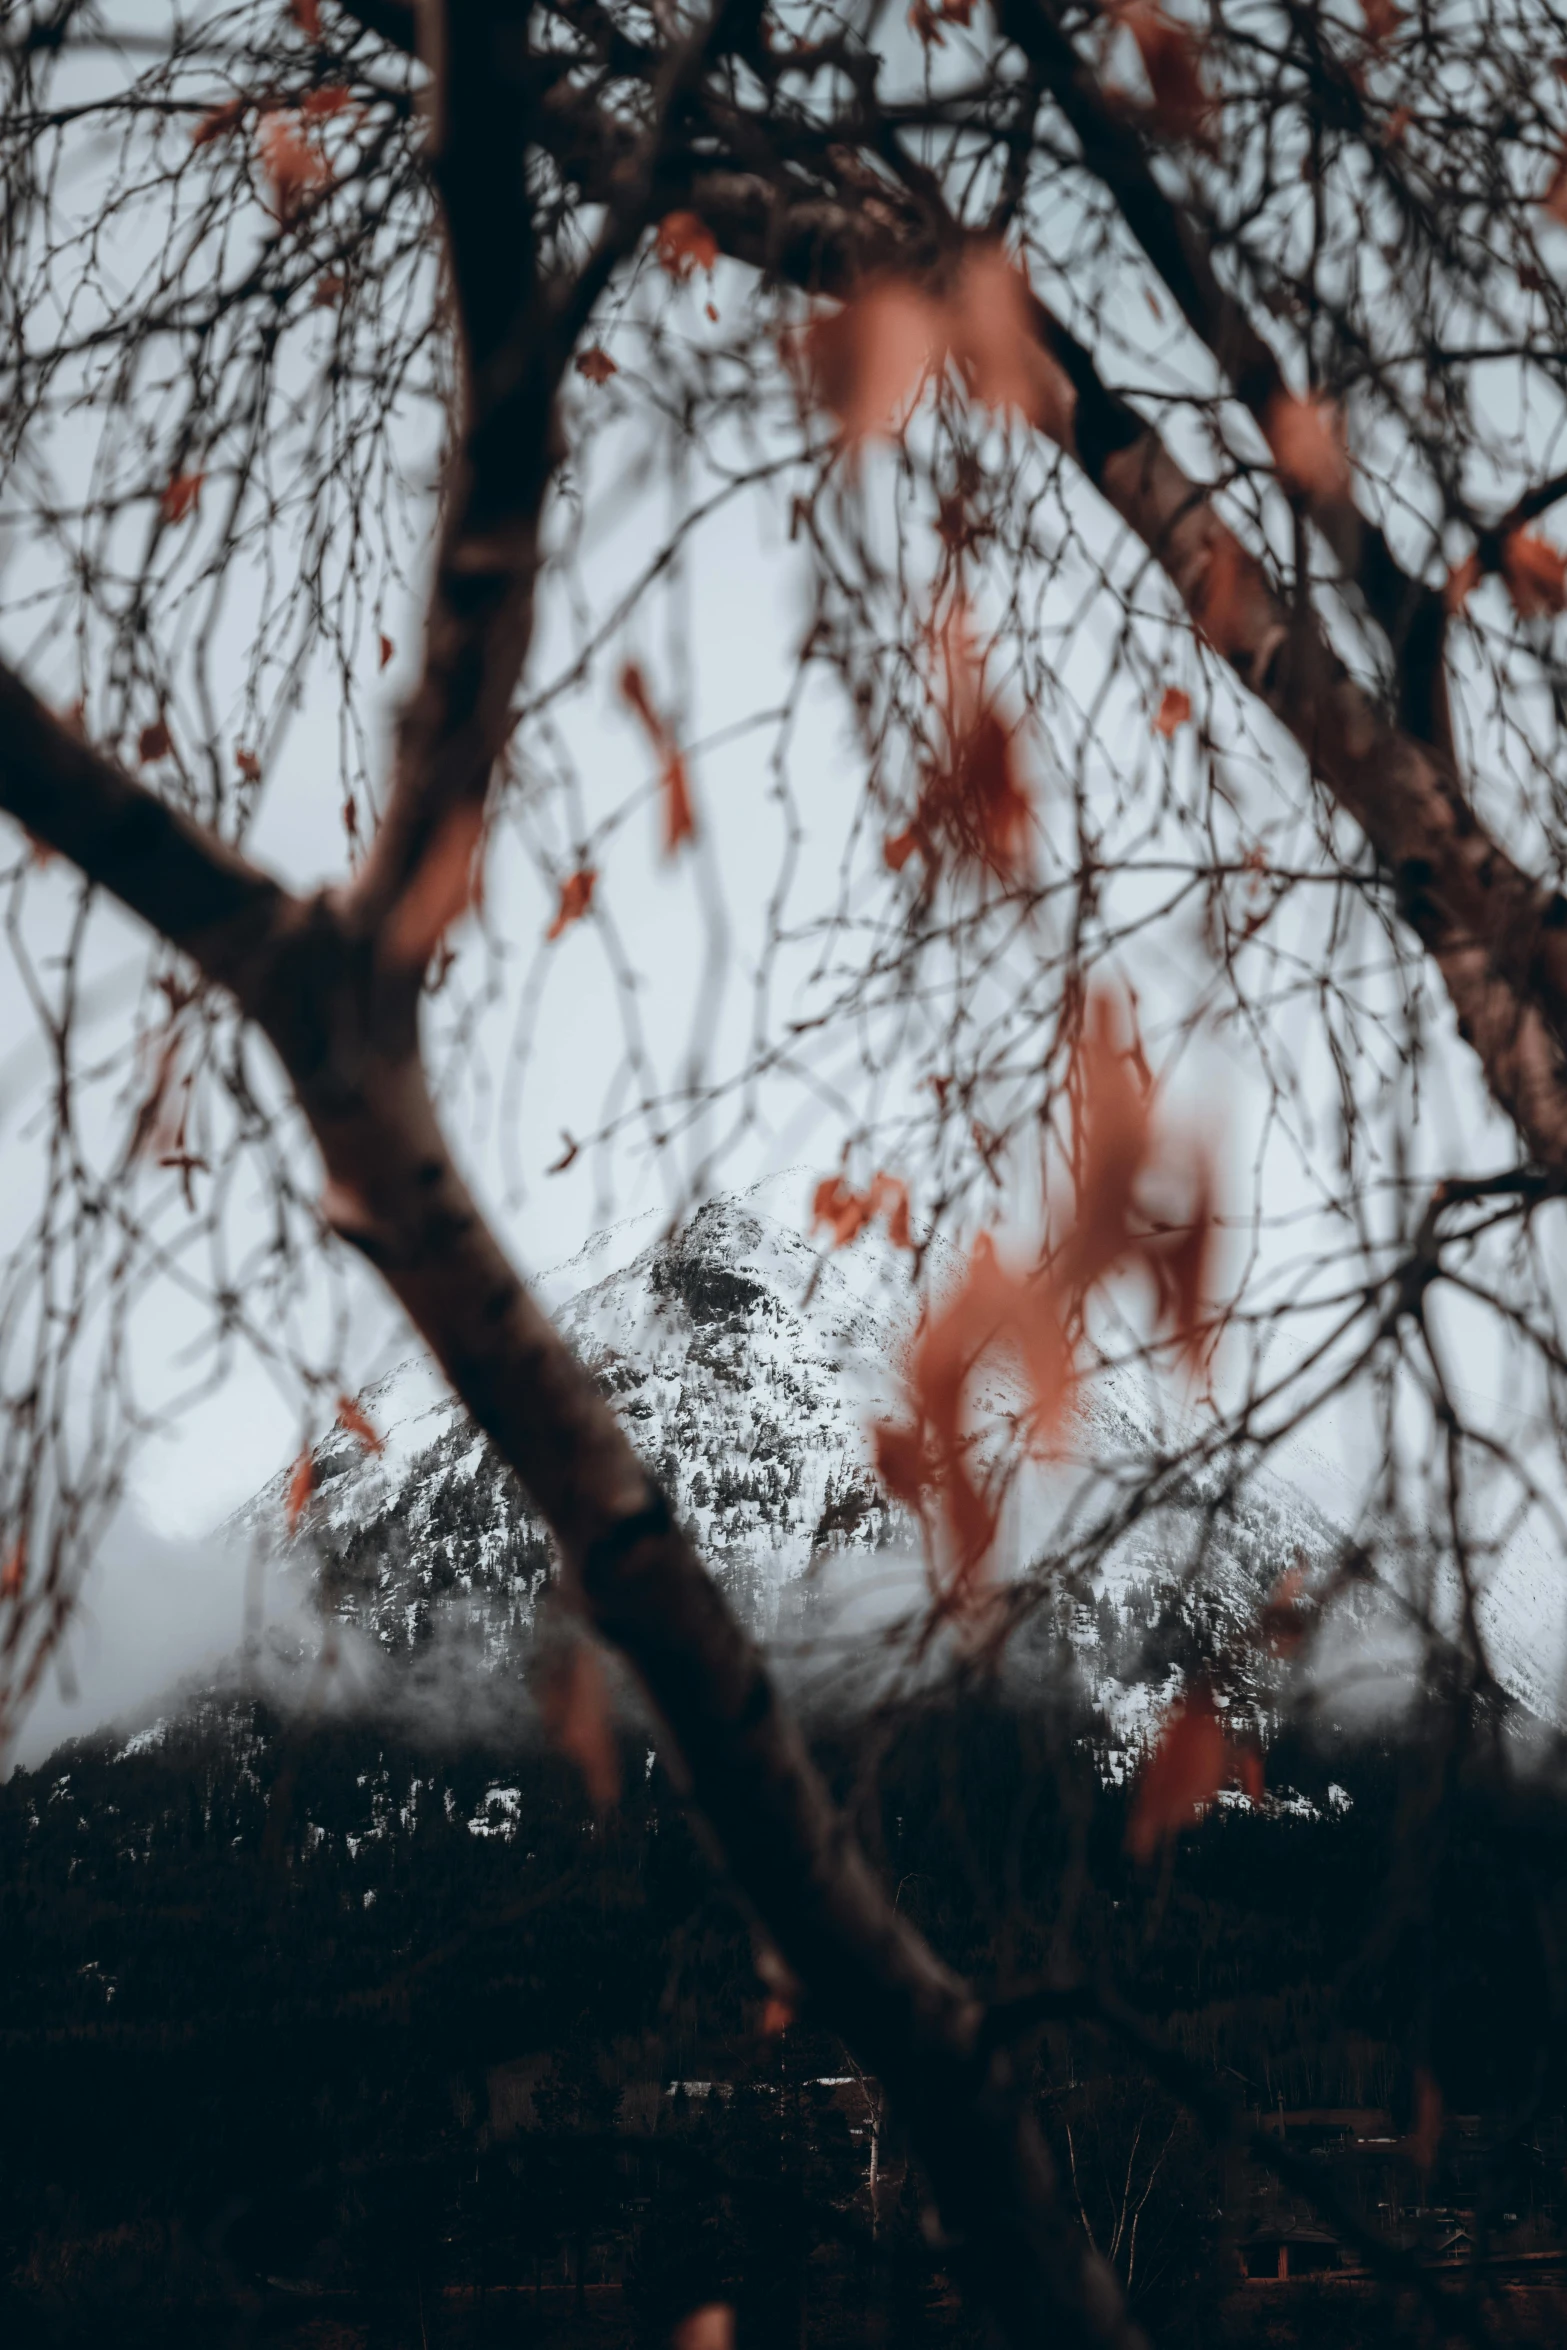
541;1639;621;1809
138;718;172;764
258;112;331;220
1121;4;1212;145
384;799;485;966
877;1172;913;1251
1501;528;1567;619
193;98;247;147
873;1418;928;1512
0;1541;24;1601
1266;392;1352;504
336;1393;384;1455
161;473;204;523
884;823;923;873
576;344;618;384
235;745;262;782
910;608;1033;882
759;1996;795;2037
813;1175;877;1248
1444;551;1481;614
909;0;974;42
1154;685;1192;737
1359;0;1402;40
949;244;1076;443
659;747;696;855
547;1130;579;1175
619;661;697;854
672;2309;735;2350
655;211;718;281
871;991;1217;1602
805;280;943;446
378;631;394;669
314;272;347;307
546;866;597;941
285;1446;316;1534
301;84;349;117
1127;1684;1256;1860
291;0;322;36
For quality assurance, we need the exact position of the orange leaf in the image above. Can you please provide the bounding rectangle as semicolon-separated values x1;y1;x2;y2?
1127;1684;1239;1861
1359;0;1402;38
378;631;394;669
576;344;618;384
619;662;697;855
805;280;943;446
655;211;718;281
0;1541;24;1600
871;989;1217;1601
812;1171;914;1250
301;84;350;117
235;745;261;782
759;1996;795;2036
1266;392;1352;504
1121;4;1212;145
1191;531;1248;656
1501;529;1567;619
313;272;347;307
161;473;204;523
546;866;597;940
1544;155;1567;227
875;1171;913;1251
949;244;1077;443
911;608;1032;882
884;823;924;873
336;1393;384;1455
285;1446;316;1533
193;98;247;147
909;0;974;43
258;112;330;220
138;718;172;764
291;0;321;35
384;800;485;965
541;1639;621;1809
1068;992;1153;1290
660;748;696;855
1444;551;1481;614
672;2309;735;2350
1154;685;1191;737
812;1175;876;1248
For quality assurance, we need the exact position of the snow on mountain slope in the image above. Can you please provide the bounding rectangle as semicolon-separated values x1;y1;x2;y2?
221;1171;1563;1738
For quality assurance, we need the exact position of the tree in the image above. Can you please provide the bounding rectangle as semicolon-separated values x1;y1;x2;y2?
5;0;1567;2341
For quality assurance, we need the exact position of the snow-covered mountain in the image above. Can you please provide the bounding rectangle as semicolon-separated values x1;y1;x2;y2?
216;1176;1318;1738
158;1169;1567;1746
